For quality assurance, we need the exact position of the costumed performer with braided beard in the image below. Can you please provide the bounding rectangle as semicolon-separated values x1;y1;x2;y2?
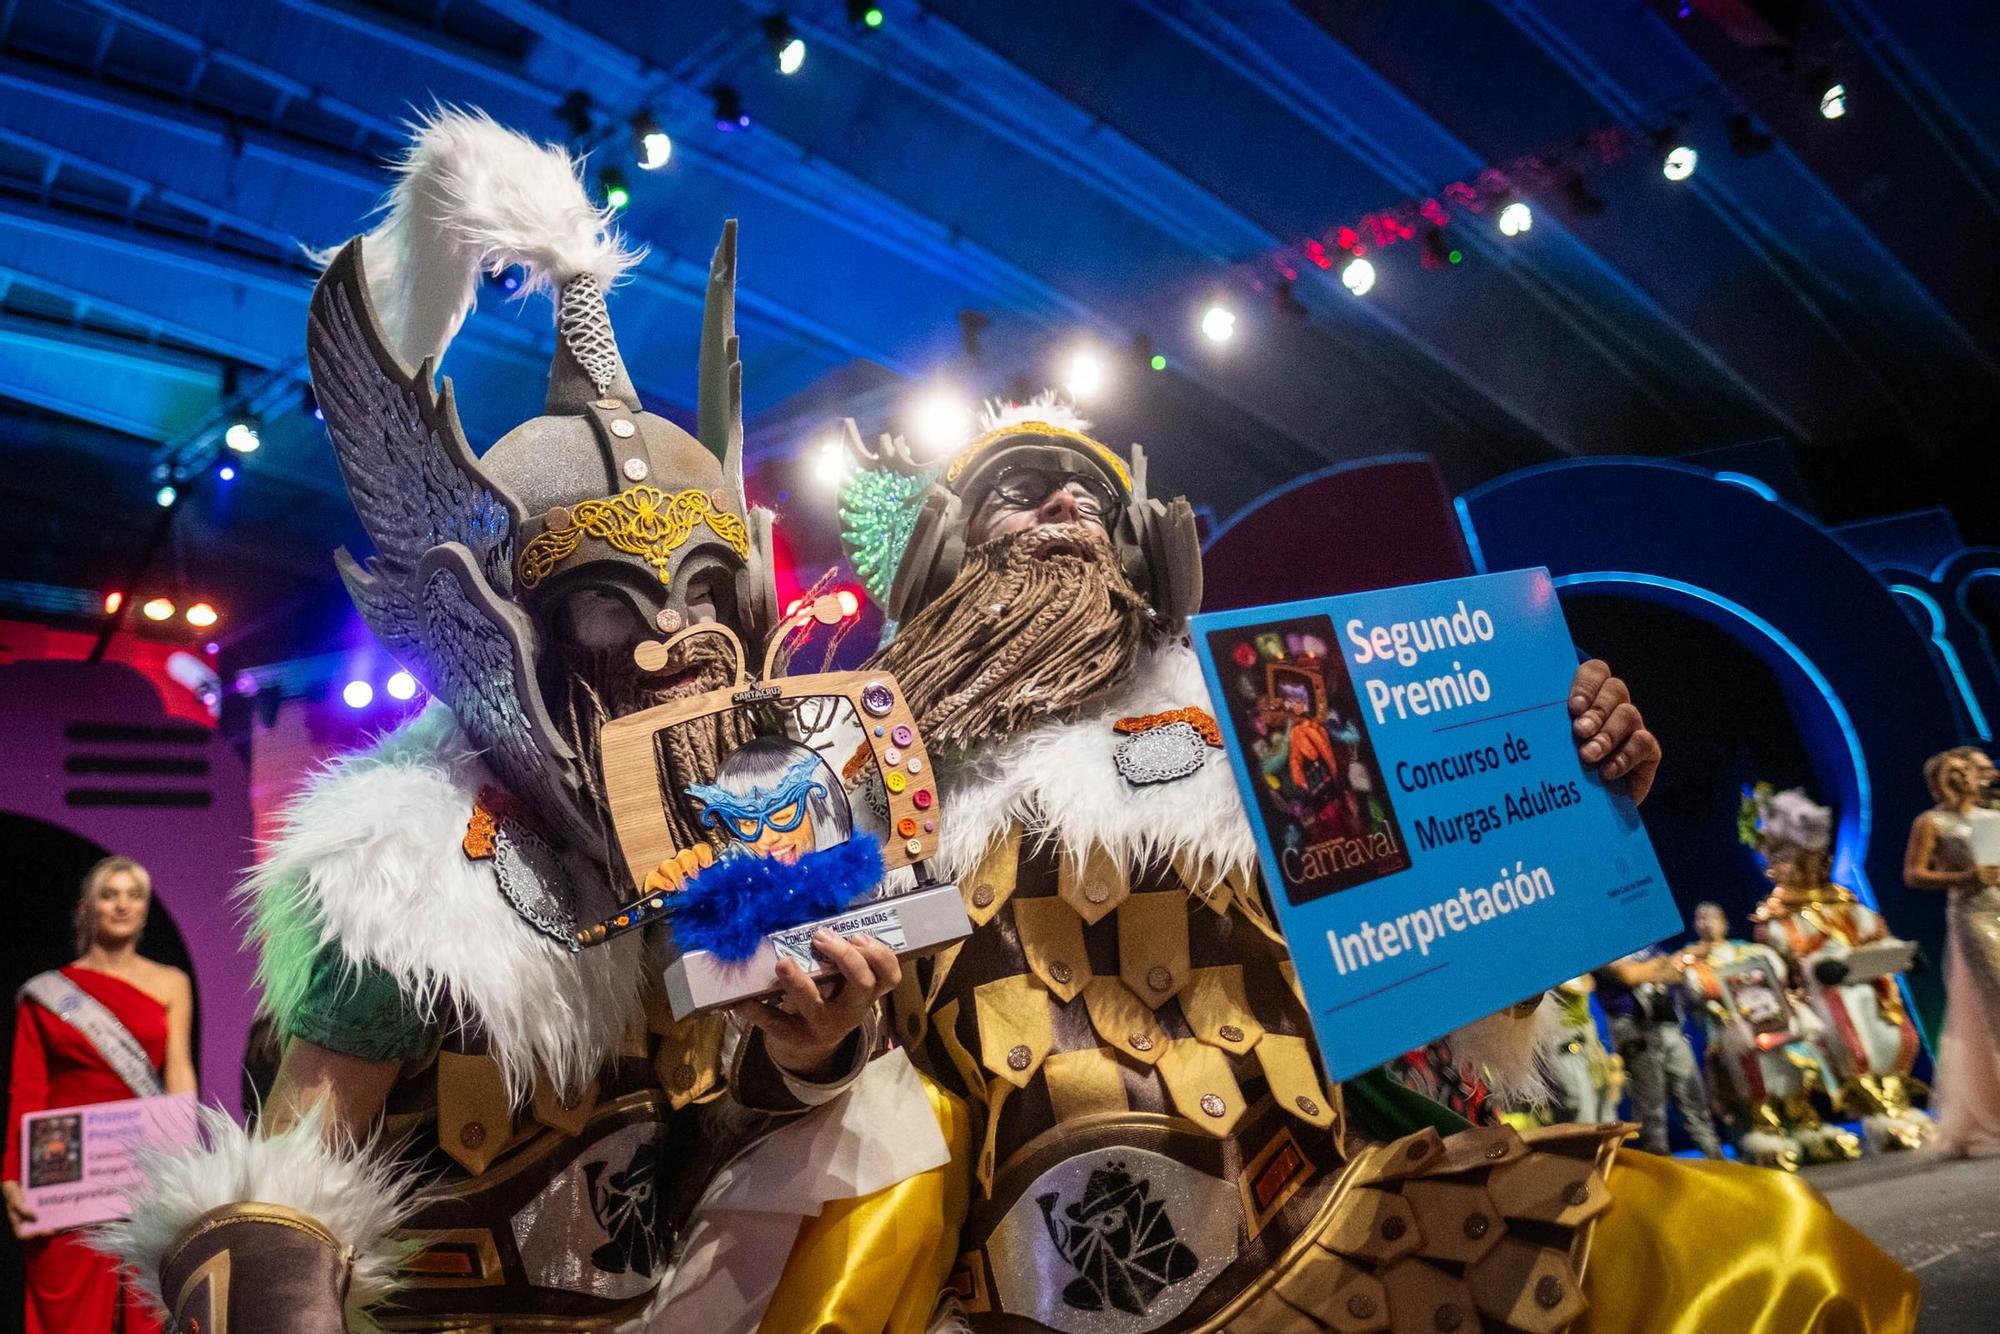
824;398;1916;1333
98;112;952;1333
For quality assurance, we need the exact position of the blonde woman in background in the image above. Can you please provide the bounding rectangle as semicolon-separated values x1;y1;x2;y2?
1906;746;2000;1156
4;856;195;1333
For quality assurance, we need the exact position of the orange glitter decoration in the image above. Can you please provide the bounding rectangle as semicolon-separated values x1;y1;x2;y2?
1113;707;1222;748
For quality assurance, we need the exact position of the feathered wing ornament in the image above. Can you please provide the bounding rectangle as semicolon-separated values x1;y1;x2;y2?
306;110;652;857
310;241;598;854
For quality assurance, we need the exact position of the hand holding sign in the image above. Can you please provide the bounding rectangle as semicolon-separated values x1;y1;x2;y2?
1192;568;1679;1079
1569;659;1662;802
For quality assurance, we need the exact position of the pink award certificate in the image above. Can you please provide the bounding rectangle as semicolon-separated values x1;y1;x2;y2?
19;1092;198;1236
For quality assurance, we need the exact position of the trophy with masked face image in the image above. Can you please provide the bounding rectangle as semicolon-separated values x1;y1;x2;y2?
588;603;970;1017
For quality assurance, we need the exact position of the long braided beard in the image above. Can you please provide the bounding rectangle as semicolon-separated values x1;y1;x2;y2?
867;523;1149;752
558;632;753;853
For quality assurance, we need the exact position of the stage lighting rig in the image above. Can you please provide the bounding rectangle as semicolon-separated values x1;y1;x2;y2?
1561;173;1607;216
599;167;630;211
847;1;885;29
711;86;750;132
556;90;595;142
1497;200;1532;237
1727;113;1775;158
633;112;672;169
765;16;806;75
1341;257;1376;296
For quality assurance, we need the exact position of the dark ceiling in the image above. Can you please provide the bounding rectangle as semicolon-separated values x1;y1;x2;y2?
1;0;1996;672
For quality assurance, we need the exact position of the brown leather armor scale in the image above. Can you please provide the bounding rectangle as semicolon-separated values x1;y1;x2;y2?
896;825;1621;1333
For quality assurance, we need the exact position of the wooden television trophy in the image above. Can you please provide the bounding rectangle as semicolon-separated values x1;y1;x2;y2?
597;612;970;1019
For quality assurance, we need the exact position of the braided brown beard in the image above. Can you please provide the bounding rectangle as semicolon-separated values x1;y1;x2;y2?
866;522;1150;752
558;631;753;854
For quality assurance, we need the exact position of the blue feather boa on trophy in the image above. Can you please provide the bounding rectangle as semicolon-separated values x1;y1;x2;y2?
667;838;887;963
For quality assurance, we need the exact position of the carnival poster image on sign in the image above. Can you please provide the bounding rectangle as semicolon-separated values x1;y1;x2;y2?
1191;567;1679;1079
18;1092;198;1236
1203;612;1411;906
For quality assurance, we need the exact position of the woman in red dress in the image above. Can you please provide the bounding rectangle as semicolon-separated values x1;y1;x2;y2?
5;856;196;1333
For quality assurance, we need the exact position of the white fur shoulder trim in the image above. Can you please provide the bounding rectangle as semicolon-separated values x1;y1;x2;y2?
936;641;1258;883
247;702;645;1097
94;1104;410;1319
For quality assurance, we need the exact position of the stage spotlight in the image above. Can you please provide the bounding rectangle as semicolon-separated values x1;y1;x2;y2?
909;393;972;454
1150;354;1167;371
1341;257;1376;296
155;484;178;508
599;167;630;210
225;418;261;453
342;679;374;709
848;0;884;28
1421;229;1454;270
1661;145;1698;180
142;597;175;622
104;592;123;614
386;670;418;701
218;465;236;482
812;437;848;487
1498;201;1532;236
711;86;750;132
633;112;672;169
185;602;218;628
765;17;806;75
556;90;595;141
1819;83;1846;119
1200;305;1236;343
1727;113;1775;158
1562;174;1607;217
1065;349;1105;398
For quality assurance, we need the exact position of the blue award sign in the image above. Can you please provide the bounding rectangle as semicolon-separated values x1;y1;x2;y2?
1190;567;1678;1079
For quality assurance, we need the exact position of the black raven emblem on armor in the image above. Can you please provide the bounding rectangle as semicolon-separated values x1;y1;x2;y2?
585;1137;665;1277
1038;1162;1198;1314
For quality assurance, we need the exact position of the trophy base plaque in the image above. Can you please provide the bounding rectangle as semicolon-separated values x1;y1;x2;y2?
663;882;971;1019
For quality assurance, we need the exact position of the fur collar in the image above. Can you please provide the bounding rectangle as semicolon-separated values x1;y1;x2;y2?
245;703;646;1099
934;640;1258;884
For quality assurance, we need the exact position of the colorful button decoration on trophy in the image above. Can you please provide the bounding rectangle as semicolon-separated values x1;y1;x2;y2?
913;788;933;810
861;682;894;716
884;747;902;766
891;724;914;748
923;819;935;833
905;838;923;855
885;771;908;793
874;725;885;737
898;816;918;838
906;758;923;775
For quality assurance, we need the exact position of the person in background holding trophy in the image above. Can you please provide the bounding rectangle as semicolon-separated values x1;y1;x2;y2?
6;856;194;1333
101;113;940;1333
1749;785;1934;1152
1905;746;2000;1157
831;395;1914;1332
1680;901;1856;1170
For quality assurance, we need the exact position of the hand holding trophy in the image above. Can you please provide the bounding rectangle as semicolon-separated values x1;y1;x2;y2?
583;603;970;1019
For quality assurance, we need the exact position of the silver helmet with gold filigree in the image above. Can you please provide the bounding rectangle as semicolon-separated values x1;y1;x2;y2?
307;110;776;855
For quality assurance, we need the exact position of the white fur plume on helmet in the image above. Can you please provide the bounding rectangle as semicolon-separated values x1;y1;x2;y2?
321;107;644;373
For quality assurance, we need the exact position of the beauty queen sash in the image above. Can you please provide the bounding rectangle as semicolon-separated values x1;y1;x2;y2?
19;971;163;1098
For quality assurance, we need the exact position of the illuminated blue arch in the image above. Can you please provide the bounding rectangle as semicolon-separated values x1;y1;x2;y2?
1459;458;1966;1040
